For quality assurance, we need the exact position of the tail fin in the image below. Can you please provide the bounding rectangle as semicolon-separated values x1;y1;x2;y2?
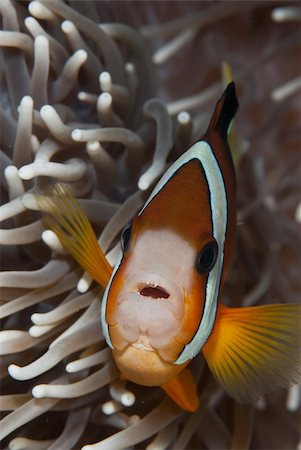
206;82;238;140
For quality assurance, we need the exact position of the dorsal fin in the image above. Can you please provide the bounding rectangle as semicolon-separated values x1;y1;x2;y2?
206;82;238;140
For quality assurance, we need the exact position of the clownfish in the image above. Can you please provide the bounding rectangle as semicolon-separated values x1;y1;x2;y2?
38;83;301;412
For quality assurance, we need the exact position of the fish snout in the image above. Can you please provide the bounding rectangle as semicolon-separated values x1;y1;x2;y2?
108;272;185;355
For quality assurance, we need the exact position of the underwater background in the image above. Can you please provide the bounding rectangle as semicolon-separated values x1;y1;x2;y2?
0;1;300;449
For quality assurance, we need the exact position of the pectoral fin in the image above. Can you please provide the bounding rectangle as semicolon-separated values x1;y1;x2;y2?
161;367;199;412
36;183;112;288
203;304;301;403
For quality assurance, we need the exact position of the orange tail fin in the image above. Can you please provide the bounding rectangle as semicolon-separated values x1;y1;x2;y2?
36;183;112;288
161;367;199;412
203;303;301;403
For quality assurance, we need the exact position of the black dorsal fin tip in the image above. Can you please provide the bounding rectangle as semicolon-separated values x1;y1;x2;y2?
206;82;239;138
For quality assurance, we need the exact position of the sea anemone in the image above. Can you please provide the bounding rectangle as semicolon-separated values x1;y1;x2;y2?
1;1;300;449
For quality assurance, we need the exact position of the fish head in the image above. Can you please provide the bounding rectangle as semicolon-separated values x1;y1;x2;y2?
101;158;222;385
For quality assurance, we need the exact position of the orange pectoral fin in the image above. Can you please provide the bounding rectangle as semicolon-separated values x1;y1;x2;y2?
35;183;113;288
161;368;199;412
203;304;301;403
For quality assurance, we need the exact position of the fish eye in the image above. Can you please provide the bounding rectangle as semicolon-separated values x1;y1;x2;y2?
196;240;218;275
121;222;132;252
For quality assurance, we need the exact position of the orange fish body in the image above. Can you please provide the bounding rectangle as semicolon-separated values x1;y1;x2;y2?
40;83;301;412
101;84;238;390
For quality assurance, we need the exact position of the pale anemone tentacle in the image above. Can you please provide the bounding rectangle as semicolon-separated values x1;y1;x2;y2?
38;0;127;86
28;0;57;21
0;0;31;115
99;23;154;110
29;323;59;338
72;127;145;159
146;422;178;450
50;297;102;346
97;93;124;128
50;49;88;103
23;191;120;223
0;156;11;191
31;287;99;326
32;363;118;399
195;409;231;449
99;71;130;115
167;83;220;116
171;381;218;449
271;75;301;102
87;140;119;190
99;190;145;251
32;107;47;128
66;347;111;373
231;403;254;450
47;407;91;450
286;384;301;412
8;321;101;381
13;96;34;167
140;2;255;38
0;30;34;53
101;400;123;416
99;412;140;430
272;6;301;22
24;16;69;70
0;196;27;222
109;379;136;407
19;158;87;182
0;261;76;292
295;202;301;223
167;30;299;116
30;35;49;108
125;62;139;108
53;390;107;413
33;139;64;162
41;229;66;253
0;220;44;245
152;28;198;65
176;111;192;147
40;105;77;144
0;111;17;155
78;91;98;104
138;98;173;191
4;165;25;200
0;327;64;356
9;437;54;450
0;396;61;442
82;398;181;450
0;274;77;314
0;394;31;411
61;19;103;79
255;396;267;411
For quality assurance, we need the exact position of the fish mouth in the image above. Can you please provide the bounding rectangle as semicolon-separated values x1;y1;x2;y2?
124;271;182;304
139;283;170;299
